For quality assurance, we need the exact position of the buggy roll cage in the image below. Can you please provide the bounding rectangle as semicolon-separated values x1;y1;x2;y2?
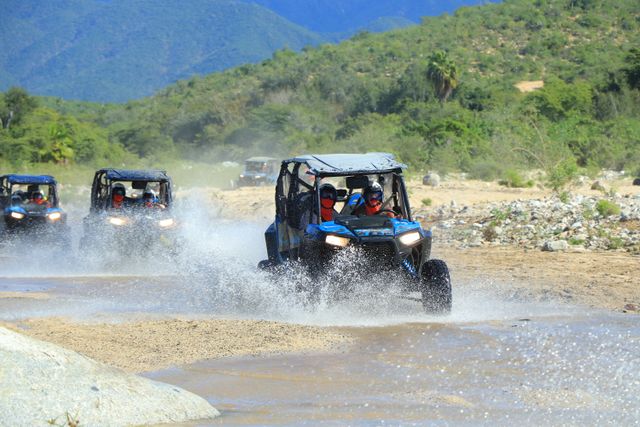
0;175;60;208
89;168;173;213
275;153;413;224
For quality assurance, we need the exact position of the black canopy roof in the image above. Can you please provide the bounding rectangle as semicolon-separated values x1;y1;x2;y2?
285;153;406;176
100;169;170;182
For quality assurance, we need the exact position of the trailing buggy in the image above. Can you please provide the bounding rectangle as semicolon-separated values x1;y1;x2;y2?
0;174;70;248
236;157;279;187
258;153;452;313
80;169;180;256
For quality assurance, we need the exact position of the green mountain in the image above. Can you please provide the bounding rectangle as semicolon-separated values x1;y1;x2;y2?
2;0;639;178
0;0;323;102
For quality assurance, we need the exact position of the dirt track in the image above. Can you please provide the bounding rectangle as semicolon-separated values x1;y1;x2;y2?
438;246;640;312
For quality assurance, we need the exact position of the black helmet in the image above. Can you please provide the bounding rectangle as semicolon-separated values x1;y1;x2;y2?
112;183;126;196
319;183;337;201
363;182;383;206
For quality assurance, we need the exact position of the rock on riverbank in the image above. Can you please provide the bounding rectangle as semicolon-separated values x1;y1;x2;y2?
419;193;640;252
0;327;219;427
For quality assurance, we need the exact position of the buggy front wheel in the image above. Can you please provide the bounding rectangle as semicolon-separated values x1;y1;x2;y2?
420;259;452;314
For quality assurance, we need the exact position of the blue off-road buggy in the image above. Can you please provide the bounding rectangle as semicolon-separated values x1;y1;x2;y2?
259;153;452;313
0;174;70;248
80;169;180;255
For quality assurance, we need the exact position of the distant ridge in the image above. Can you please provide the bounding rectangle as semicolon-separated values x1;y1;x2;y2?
0;0;493;102
0;0;322;102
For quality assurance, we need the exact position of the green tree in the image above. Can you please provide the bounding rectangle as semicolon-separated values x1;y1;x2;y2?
426;51;459;103
48;123;75;164
623;48;640;90
1;87;38;129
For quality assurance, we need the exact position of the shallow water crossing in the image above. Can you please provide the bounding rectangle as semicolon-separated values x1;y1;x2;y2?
148;312;639;426
1;211;638;425
1;272;638;426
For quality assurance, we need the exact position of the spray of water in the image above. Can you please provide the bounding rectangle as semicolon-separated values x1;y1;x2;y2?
0;190;574;325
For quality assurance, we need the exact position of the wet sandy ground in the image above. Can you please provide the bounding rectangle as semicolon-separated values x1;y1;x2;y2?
1;254;639;425
148;313;640;425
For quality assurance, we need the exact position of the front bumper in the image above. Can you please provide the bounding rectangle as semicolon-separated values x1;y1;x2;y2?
82;217;181;252
302;233;431;277
3;215;67;233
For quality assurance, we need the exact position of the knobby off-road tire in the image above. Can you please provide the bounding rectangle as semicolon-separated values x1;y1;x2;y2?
633;177;640;186
420;259;452;314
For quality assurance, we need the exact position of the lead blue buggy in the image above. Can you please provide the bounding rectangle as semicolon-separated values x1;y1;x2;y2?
259;153;452;313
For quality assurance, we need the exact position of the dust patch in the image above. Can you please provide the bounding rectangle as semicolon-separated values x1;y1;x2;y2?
0;291;50;300
515;80;544;92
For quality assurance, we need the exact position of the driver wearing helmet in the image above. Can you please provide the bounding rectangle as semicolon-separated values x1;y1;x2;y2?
111;183;126;209
319;183;338;222
141;188;164;209
356;182;396;217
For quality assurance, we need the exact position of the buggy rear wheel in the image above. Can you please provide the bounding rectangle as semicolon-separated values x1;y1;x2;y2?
420;259;452;314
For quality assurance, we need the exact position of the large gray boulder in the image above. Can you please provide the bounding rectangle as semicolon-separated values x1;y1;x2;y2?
542;240;569;252
422;172;441;187
0;327;219;427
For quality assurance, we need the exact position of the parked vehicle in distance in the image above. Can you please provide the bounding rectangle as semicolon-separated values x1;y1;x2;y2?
236;157;279;187
0;174;70;247
258;153;452;313
80;168;180;255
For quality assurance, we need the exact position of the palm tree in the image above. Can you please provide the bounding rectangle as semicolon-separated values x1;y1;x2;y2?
426;51;458;103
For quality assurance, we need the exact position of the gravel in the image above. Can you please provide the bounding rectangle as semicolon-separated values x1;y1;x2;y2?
418;193;640;252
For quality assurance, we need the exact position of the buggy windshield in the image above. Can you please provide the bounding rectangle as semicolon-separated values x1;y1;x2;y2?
7;183;58;208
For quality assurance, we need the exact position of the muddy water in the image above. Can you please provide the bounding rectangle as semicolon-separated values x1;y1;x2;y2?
147;312;639;426
1;273;638;425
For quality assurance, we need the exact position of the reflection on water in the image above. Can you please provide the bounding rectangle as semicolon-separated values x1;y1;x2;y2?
149;315;640;426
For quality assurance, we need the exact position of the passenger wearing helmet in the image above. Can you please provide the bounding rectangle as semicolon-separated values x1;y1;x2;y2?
30;190;50;207
356;182;395;217
111;183;126;209
319;183;338;222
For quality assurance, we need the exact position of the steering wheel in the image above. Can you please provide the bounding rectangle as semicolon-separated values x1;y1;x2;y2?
376;209;397;217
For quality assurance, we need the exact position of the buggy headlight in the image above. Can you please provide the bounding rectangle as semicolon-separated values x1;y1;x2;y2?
10;212;25;220
399;231;421;246
108;216;126;226
158;218;175;228
48;212;62;221
325;234;350;247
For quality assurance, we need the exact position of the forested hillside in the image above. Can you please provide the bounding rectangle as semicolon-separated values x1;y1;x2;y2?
2;0;639;181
